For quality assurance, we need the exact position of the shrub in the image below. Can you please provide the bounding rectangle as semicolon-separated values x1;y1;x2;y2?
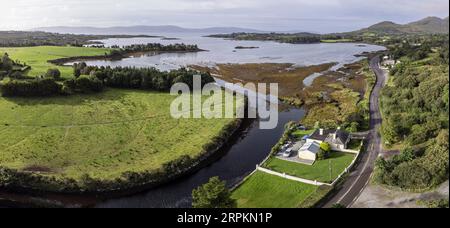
0;78;62;97
192;177;236;208
317;142;331;160
45;68;61;80
75;76;104;93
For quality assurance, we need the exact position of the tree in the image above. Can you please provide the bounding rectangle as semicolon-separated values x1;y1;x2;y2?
45;68;61;80
74;67;81;78
1;53;13;72
314;121;321;130
318;142;331;160
347;122;359;133
192;177;236;208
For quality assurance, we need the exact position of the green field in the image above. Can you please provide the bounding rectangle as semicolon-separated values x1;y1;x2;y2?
232;171;318;208
291;129;314;139
0;46;111;78
0;89;243;181
264;152;355;183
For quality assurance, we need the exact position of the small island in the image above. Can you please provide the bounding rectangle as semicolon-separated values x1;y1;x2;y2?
235;46;259;50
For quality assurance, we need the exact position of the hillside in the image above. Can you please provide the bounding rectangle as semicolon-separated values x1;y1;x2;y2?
355;16;449;34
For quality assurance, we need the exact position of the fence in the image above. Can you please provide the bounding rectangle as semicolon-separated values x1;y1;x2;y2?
256;166;330;186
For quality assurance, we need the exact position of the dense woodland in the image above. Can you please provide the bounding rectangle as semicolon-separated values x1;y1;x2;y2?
47;43;203;66
107;43;202;59
375;35;449;190
113;43;201;53
1;63;214;97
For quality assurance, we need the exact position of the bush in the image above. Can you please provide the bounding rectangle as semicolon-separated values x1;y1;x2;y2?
390;162;432;189
0;78;62;97
374;130;449;190
317;142;331;160
45;68;61;80
192;177;236;208
75;76;104;93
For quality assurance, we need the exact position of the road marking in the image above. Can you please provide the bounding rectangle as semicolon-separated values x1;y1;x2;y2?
329;56;385;208
337;143;373;204
349;166;376;208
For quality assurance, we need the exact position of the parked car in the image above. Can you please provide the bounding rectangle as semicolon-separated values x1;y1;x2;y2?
282;148;293;158
298;125;307;130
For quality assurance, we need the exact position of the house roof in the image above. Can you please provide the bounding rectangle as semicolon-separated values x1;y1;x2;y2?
298;141;321;154
309;129;350;145
326;129;350;145
309;129;335;141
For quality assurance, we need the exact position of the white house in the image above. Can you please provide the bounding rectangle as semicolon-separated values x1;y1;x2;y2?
381;55;399;69
306;128;350;151
298;141;321;162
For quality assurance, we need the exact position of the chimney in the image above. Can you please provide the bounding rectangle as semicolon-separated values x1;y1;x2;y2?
319;129;324;136
334;128;340;140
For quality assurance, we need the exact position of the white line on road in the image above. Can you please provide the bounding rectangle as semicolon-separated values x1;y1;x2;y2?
337;143;374;204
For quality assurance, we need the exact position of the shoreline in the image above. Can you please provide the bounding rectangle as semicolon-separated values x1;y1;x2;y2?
47;49;207;66
0;96;250;208
1;44;386;207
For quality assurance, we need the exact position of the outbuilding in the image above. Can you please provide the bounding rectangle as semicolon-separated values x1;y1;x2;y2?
298;141;321;163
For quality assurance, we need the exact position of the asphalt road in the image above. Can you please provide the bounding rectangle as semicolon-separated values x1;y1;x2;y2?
323;55;386;208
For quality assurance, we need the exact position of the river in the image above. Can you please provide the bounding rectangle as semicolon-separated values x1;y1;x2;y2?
2;34;384;208
97;107;305;208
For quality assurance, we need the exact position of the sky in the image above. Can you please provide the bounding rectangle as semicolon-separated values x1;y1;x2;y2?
0;0;449;33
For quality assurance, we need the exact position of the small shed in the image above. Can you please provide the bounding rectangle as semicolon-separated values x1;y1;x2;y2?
298;141;321;162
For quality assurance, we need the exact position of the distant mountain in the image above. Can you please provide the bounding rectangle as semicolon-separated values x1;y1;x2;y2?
31;25;265;35
406;16;449;34
366;21;405;34
354;16;449;34
357;17;449;34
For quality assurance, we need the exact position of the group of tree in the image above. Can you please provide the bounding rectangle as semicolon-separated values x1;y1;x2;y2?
375;130;448;190
1;61;215;97
209;32;323;44
192;176;237;208
0;53;13;72
75;63;214;91
376;35;449;190
0;53;31;80
388;34;449;62
0;76;103;97
114;43;201;53
102;43;202;60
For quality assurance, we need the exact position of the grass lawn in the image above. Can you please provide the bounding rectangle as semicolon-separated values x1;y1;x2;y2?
232;171;318;208
291;129;314;139
264;152;355;183
0;46;111;78
0;89;244;181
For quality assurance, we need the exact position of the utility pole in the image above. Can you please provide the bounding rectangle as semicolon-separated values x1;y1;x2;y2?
329;160;332;181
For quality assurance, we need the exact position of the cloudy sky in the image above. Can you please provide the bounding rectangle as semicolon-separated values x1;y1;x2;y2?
1;0;449;32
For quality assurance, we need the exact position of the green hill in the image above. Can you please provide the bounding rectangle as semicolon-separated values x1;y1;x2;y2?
355;16;449;35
